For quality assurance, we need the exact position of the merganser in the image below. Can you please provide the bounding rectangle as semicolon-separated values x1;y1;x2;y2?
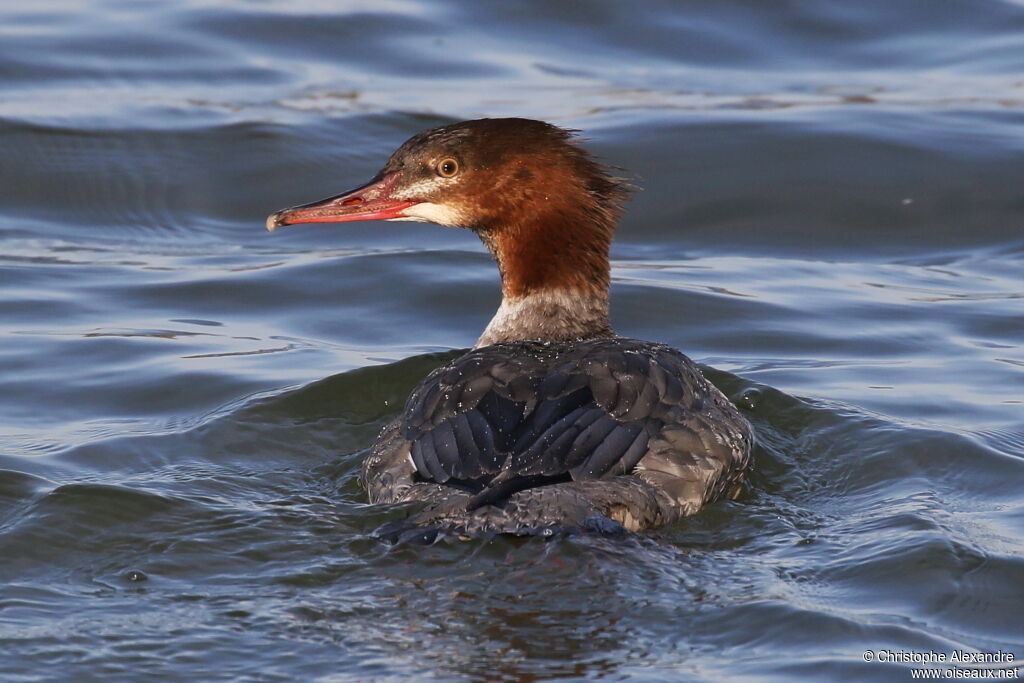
267;118;752;537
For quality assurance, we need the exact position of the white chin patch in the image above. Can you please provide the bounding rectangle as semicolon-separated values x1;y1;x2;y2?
390;202;465;227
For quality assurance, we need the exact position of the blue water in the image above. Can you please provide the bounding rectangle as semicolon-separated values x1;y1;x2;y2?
1;1;1022;680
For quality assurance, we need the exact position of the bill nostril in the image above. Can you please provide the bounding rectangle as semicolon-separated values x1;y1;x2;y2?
342;197;363;207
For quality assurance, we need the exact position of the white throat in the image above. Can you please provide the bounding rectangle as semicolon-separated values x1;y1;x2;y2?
475;288;612;348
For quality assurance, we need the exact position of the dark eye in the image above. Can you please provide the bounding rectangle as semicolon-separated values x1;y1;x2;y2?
436;158;459;178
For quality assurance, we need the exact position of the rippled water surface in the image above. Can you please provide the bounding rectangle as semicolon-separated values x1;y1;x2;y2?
2;1;1023;680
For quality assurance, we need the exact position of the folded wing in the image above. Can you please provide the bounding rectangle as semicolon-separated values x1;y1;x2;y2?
399;338;747;507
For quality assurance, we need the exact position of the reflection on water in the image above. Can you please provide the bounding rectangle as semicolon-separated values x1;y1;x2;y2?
0;0;1022;680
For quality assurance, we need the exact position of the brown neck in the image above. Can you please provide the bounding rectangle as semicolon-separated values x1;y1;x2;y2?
493;215;610;297
475;208;615;347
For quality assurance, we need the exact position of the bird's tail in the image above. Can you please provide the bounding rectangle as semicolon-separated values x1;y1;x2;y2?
369;477;673;543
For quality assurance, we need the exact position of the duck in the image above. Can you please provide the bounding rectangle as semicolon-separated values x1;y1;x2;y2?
267;117;752;538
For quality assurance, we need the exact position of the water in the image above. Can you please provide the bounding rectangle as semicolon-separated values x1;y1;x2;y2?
1;1;1022;680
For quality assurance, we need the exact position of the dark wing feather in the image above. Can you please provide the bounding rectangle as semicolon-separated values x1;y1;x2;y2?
410;432;447;483
570;423;645;480
450;413;482;479
472;391;525;451
509;405;606;475
392;338;748;509
510;386;594;453
563;413;621;478
427;420;461;480
464;410;500;472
